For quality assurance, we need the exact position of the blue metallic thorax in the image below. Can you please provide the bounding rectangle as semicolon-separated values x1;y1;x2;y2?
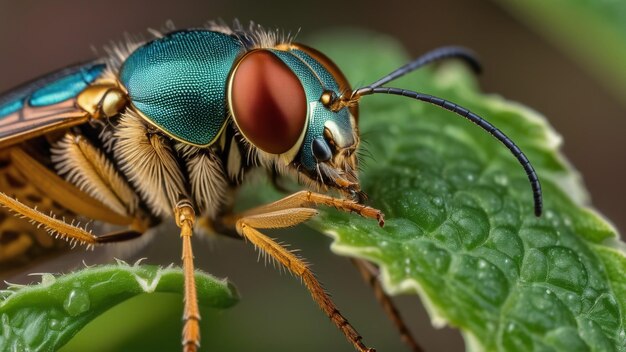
0;63;105;118
269;49;353;171
120;30;243;146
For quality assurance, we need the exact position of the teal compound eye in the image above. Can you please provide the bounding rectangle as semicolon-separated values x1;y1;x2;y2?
228;50;308;155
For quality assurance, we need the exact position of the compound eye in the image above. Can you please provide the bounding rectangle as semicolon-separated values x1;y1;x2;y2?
230;50;307;154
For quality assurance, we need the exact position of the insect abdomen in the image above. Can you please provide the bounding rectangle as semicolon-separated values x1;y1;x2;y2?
0;148;74;270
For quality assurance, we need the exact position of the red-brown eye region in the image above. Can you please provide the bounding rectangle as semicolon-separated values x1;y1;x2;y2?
230;50;307;154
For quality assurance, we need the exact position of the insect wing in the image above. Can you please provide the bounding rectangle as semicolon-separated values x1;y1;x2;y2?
0;62;106;148
0;61;139;276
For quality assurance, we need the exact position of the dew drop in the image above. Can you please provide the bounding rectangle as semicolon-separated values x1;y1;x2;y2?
49;318;62;331
478;259;488;269
563;217;573;227
63;288;90;317
494;173;509;186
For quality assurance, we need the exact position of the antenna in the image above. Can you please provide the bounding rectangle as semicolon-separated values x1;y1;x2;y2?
348;46;542;216
366;46;481;89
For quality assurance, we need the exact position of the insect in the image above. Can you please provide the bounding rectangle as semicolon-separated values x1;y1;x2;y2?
0;21;542;352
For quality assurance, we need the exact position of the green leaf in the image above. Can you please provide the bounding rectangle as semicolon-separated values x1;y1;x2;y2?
494;0;626;106
300;30;626;351
0;263;238;352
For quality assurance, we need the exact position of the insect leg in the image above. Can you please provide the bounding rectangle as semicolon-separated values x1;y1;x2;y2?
229;190;384;226
174;200;201;352
352;259;424;352
233;208;375;352
0;192;141;248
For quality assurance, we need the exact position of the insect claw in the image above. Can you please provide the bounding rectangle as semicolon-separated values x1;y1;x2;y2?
377;213;385;227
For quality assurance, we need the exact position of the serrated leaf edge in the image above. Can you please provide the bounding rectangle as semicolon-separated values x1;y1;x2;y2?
326;229;449;328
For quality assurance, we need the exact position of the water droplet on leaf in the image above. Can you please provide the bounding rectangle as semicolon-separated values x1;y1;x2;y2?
63;288;90;317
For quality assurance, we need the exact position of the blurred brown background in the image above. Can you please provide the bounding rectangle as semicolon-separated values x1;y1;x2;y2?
1;0;624;351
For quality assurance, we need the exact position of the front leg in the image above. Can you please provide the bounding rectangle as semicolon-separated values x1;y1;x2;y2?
225;190;385;226
234;210;375;352
219;191;385;352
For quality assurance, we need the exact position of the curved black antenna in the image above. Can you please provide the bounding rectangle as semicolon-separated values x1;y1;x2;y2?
355;87;543;217
366;46;482;89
